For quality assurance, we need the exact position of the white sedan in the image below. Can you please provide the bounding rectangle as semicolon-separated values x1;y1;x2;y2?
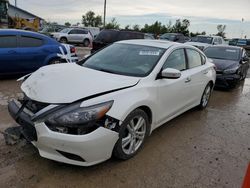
8;40;216;166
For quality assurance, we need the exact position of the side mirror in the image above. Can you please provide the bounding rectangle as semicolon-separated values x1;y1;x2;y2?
242;56;249;62
161;68;181;79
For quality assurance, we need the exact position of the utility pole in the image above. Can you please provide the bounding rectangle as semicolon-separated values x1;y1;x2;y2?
15;0;17;7
104;0;106;28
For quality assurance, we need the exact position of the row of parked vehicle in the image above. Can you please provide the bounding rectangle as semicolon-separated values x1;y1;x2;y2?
2;27;249;167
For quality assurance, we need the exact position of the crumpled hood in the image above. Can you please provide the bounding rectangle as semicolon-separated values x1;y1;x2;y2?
21;63;140;104
210;59;239;71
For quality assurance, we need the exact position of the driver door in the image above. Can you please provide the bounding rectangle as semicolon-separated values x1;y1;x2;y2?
156;48;193;126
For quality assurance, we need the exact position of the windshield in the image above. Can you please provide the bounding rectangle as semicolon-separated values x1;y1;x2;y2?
82;43;165;77
191;36;213;44
60;28;71;33
204;47;240;61
160;34;176;41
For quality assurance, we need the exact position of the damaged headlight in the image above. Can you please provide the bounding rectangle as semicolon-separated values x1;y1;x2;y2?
46;101;113;125
223;67;239;74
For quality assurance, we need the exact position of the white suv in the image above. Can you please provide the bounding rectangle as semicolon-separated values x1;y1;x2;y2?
52;28;93;47
186;35;226;50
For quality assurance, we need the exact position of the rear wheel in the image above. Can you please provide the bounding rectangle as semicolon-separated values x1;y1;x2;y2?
59;37;67;44
113;109;150;160
198;83;212;110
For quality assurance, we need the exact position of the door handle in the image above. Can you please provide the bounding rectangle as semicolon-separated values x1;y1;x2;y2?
185;77;191;83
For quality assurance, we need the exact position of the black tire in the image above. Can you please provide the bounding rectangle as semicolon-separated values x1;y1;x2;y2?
113;109;150;160
83;39;90;47
59;37;68;44
198;83;212;110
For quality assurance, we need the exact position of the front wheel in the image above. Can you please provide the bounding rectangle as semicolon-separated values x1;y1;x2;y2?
198;83;212;110
113;109;150;160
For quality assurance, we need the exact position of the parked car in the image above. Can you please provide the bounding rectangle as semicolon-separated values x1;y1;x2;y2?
52;28;93;47
204;45;249;88
0;29;78;76
91;29;154;53
160;33;190;43
186;35;225;51
39;24;67;37
9;40;216;166
229;38;250;56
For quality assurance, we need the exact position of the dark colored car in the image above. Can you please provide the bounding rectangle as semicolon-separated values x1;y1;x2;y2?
159;33;190;43
229;38;250;56
204;46;249;88
91;29;154;53
0;29;77;76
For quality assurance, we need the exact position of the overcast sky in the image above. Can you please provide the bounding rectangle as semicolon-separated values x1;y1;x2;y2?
10;0;250;38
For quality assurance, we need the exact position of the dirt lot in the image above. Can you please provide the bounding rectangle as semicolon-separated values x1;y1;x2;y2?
0;49;249;187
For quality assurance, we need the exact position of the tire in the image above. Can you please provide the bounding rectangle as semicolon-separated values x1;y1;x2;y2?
48;58;61;65
113;109;150;160
198;83;212;110
59;37;68;44
83;39;90;47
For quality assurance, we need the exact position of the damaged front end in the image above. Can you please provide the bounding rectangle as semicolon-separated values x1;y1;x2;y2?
7;95;121;166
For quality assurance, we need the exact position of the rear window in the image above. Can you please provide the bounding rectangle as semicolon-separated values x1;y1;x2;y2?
0;35;17;48
117;32;144;41
19;36;44;47
95;30;119;43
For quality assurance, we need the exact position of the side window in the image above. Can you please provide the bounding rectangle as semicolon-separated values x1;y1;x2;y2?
69;29;77;34
78;30;88;34
218;38;222;44
19;36;44;47
0;35;17;48
186;49;202;68
213;38;218;44
162;49;186;71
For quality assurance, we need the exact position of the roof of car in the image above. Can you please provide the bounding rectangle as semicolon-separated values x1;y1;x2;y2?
0;29;52;38
117;39;183;49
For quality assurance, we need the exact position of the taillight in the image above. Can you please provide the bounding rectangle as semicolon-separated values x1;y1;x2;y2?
70;47;76;53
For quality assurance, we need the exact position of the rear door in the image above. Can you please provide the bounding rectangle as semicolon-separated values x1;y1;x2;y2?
0;35;20;74
17;35;47;72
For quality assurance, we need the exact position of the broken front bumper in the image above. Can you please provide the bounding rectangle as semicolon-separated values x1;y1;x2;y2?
8;100;119;166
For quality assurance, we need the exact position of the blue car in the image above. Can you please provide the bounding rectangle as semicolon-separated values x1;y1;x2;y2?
0;29;78;76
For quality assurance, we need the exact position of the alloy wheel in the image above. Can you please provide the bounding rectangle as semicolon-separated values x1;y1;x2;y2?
122;116;146;155
202;85;211;107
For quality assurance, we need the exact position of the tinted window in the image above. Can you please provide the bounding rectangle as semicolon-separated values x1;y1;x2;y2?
69;29;78;34
82;43;165;77
19;36;43;47
186;49;202;68
95;30;119;43
77;30;88;34
204;47;240;61
117;32;144;41
163;49;186;71
0;35;17;48
191;36;213;44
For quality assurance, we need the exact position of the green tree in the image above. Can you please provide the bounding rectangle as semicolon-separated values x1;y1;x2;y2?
64;22;71;27
190;31;206;37
172;19;190;35
124;25;130;30
82;11;102;27
132;24;140;31
105;18;120;29
216;24;226;38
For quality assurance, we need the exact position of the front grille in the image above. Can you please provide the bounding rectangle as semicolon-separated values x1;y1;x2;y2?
19;96;49;114
216;70;223;74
